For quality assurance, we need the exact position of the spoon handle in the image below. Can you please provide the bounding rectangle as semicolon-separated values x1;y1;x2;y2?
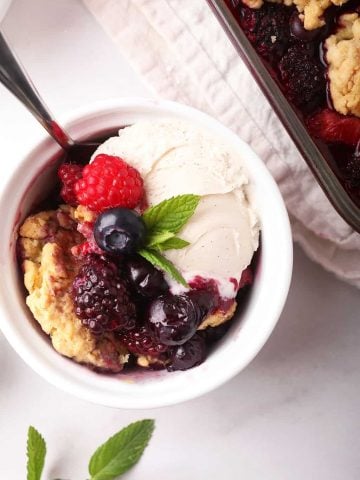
0;31;73;149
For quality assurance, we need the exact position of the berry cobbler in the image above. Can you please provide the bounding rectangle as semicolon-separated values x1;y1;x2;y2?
17;120;260;374
228;0;360;206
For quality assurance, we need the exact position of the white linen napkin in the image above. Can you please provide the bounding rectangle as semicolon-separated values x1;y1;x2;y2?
83;0;360;288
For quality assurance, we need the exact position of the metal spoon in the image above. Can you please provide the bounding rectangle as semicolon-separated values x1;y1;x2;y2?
0;31;99;159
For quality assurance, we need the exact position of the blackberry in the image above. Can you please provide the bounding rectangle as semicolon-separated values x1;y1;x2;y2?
345;153;360;188
72;255;136;334
279;44;325;110
239;3;292;60
120;326;168;357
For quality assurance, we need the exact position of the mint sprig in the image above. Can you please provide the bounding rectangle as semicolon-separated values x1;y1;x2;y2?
141;194;201;287
157;236;190;251
139;248;188;287
142;194;200;234
27;427;46;480
145;230;175;249
88;419;155;480
25;420;154;480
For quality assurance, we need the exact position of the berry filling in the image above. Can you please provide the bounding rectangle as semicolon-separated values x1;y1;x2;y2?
307;109;360;147
228;0;360;206
189;276;235;314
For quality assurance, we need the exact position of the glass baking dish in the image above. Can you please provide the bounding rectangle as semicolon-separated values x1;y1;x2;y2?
206;0;360;233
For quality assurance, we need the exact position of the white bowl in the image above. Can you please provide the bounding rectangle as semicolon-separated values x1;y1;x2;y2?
0;98;292;408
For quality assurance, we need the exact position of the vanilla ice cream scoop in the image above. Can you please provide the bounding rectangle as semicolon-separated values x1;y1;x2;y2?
93;119;260;298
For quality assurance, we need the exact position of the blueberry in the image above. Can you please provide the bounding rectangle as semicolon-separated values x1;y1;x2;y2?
126;256;169;298
290;11;329;42
167;333;206;371
94;208;146;255
188;289;215;317
147;293;205;346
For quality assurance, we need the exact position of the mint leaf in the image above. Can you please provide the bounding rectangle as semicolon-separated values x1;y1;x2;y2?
142;195;200;234
146;230;174;248
27;426;46;480
140;195;199;284
157;237;190;251
88;419;154;480
139;248;188;287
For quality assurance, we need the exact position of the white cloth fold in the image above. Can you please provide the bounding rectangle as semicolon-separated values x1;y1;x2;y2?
83;0;360;287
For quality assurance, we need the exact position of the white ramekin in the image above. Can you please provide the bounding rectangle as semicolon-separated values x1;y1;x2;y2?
0;98;292;408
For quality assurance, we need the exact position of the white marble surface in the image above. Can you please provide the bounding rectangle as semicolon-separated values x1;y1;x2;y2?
0;1;359;478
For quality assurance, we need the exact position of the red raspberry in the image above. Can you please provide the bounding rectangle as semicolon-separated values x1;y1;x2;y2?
307;109;360;146
71;222;103;258
58;164;83;206
120;326;168;357
72;240;103;258
75;154;144;212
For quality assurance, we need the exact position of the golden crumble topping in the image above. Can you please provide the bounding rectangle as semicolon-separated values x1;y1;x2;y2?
18;205;129;372
326;13;360;118
198;302;237;330
242;0;349;30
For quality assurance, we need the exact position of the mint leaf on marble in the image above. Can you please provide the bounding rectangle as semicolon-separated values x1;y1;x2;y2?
88;419;155;480
26;426;46;480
